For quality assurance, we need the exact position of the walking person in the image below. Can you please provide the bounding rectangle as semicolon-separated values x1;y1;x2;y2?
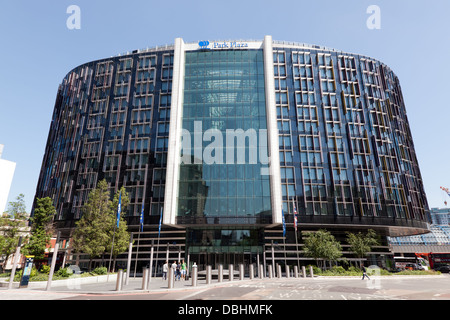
361;265;370;280
181;259;186;281
176;261;181;281
162;261;168;280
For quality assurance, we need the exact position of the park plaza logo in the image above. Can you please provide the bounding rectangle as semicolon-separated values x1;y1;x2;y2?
180;121;273;175
198;40;249;50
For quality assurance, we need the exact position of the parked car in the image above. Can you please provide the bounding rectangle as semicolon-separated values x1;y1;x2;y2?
434;265;450;273
405;263;423;271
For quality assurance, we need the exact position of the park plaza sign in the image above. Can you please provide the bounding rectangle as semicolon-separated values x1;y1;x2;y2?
198;40;249;50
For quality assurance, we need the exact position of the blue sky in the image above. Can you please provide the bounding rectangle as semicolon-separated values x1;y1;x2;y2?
0;0;449;212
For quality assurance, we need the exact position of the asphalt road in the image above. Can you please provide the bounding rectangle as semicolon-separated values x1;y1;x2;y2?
62;275;450;301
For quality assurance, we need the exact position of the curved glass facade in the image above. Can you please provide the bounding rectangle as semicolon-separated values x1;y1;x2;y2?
33;37;430;270
271;45;429;235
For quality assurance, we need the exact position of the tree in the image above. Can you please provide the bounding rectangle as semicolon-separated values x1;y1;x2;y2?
302;229;343;270
5;194;27;220
23;197;55;259
0;195;28;272
71;180;112;271
346;229;380;268
106;186;131;272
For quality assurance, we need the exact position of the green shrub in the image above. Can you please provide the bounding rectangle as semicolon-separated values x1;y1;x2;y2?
92;266;107;275
13;270;22;282
31;273;48;281
348;266;362;275
39;265;51;274
55;267;72;278
330;266;346;274
395;269;437;276
306;265;322;275
30;267;38;278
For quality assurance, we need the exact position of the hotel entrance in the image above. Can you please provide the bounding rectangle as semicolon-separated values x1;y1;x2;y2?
189;250;262;271
185;227;265;272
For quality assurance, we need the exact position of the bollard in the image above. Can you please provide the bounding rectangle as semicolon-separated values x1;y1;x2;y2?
285;265;290;278
249;264;254;280
239;264;244;280
259;264;265;279
294;266;298;278
168;265;175;288
302;266;307;278
229;265;234;281
277;264;282;278
309;266;314;278
218;264;223;282
191;264;198;287
141;268;148;290
206;265;212;285
268;265;273;278
115;270;123;291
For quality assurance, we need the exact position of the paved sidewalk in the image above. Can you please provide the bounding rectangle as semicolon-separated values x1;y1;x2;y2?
0;273;447;300
0;273;255;299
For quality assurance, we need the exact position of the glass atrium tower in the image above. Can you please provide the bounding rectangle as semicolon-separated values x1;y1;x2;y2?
34;36;430;270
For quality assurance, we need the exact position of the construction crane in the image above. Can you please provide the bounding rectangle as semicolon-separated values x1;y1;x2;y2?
440;186;450;206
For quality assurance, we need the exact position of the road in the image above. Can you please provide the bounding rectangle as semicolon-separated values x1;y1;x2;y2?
65;274;450;300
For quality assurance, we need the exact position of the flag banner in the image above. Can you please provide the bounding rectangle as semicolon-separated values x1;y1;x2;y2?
158;207;163;235
140;202;144;232
282;206;286;238
293;197;298;232
116;191;121;228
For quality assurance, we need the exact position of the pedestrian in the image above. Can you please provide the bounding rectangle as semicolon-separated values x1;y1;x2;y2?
362;265;370;280
172;261;177;279
181;259;186;280
176;261;181;281
162;261;168;280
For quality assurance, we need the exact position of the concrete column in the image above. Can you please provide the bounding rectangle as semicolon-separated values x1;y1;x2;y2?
147;242;154;288
191;264;198;287
7;237;22;289
309;266;314;278
46;232;61;291
168;265;175;288
249;264;254;279
285;265;290;278
229;265;234;281
239;264;244;280
163;37;186;226
263;34;282;224
302;266;307;278
259;264;265;279
294;266;298;278
115;270;124;291
277;264;282;278
125;233;133;285
268;265;273;278
142;268;148;290
206;265;212;285
218;264;223;282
